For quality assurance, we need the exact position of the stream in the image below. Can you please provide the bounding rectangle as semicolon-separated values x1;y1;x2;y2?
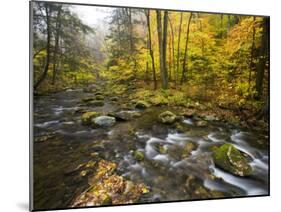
33;87;269;209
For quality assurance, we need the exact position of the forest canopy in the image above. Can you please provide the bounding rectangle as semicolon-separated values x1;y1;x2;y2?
32;2;269;124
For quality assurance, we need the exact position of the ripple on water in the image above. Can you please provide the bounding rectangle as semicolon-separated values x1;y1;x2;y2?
182;118;193;125
35;120;60;128
210;166;268;196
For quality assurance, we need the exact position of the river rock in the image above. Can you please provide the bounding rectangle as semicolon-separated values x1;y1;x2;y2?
86;100;104;107
110;111;141;121
196;120;208;127
81;97;96;103
95;94;104;100
213;143;252;176
135;101;150;109
110;97;119;102
92;116;116;128
133;150;145;161
81;111;100;125
204;115;219;121
158;111;177;124
182;142;197;158
34;132;56;143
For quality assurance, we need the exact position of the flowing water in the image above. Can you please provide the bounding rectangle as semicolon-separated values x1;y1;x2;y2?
33;88;269;209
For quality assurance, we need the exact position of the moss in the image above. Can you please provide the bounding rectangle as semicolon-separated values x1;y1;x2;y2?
150;93;168;106
133;150;145;161
159;145;168;154
167;91;187;106
81;111;100;125
213;144;252;176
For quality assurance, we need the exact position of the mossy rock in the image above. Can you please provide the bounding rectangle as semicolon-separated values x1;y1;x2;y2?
158;111;177;124
213;144;252;176
174;122;190;133
196;120;208;127
135;101;150;109
94;91;103;96
181;110;196;118
203;115;219;121
34;132;56;143
110;97;119;102
81;111;100;125
86;100;104;107
95;94;104;100
133;150;145;161
81;97;95;103
110;111;142;121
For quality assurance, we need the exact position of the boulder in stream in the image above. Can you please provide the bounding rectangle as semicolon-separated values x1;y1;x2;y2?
110;110;141;121
133;150;145;161
92;116;116;128
81;111;100;125
196;120;208;127
81;97;96;103
135;101;150;109
158;111;177;124
95;94;104;100
213;143;252;177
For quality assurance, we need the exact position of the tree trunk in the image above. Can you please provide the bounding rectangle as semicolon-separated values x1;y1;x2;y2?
168;34;172;80
34;4;51;90
162;11;169;89
156;10;167;89
227;15;231;36
145;10;157;90
181;12;193;84
248;16;256;92
255;18;269;100
52;5;62;85
168;16;176;86
176;13;183;89
220;14;223;39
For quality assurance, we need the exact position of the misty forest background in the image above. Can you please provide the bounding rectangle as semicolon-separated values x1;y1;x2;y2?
32;2;269;129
